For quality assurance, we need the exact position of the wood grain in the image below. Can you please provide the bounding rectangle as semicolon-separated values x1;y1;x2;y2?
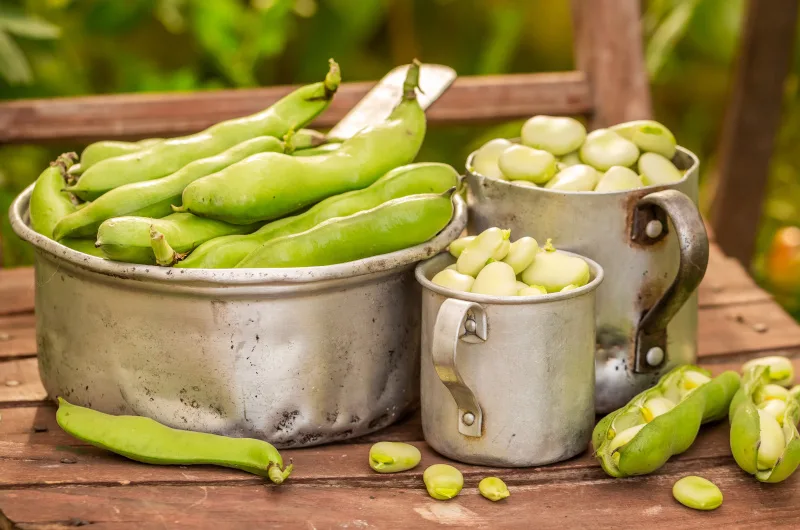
709;0;800;265
571;0;652;126
0;358;45;404
0;268;34;316
1;458;798;529
0;314;36;361
0;73;591;144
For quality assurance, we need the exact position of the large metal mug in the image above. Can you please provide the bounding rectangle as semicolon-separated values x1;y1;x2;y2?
415;252;604;467
466;147;709;412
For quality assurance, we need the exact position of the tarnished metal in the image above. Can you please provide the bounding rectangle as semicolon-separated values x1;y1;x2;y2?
466;147;708;412
416;253;603;467
10;186;467;447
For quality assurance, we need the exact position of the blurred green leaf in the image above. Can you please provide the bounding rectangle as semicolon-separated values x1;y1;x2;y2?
476;3;524;75
645;0;698;80
0;29;33;84
0;12;60;39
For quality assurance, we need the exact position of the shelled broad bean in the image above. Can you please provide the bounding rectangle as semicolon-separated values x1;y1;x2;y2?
431;227;590;297
470;116;685;192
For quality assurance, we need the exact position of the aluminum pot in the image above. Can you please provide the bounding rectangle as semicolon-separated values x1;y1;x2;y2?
416;252;603;467
466;147;708;412
10;186;467;447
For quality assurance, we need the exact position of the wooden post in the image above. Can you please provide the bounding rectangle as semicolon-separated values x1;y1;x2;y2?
710;0;799;266
571;0;652;127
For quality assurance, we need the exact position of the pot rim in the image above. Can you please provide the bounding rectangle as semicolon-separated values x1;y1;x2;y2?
415;251;604;305
10;184;468;286
466;145;699;196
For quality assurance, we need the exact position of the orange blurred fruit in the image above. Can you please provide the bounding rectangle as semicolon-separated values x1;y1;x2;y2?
766;226;800;293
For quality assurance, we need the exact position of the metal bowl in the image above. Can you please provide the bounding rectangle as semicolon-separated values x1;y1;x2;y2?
9;185;467;447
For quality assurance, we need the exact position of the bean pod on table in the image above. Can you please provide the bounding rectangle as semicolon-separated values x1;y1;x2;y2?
593;365;740;478
729;357;800;483
56;398;292;484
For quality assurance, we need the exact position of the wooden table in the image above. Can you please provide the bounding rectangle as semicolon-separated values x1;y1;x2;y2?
2;241;800;529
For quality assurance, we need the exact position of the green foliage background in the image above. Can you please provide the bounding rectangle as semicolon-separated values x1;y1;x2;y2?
1;0;798;316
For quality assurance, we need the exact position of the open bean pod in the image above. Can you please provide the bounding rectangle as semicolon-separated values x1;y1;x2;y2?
593;366;741;478
729;364;800;483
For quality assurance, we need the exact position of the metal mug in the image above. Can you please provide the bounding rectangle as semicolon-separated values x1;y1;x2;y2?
415;252;604;467
466;146;709;412
10;186;467;448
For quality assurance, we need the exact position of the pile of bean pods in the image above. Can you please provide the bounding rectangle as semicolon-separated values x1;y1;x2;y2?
28;60;458;268
432;227;590;296
470;116;684;192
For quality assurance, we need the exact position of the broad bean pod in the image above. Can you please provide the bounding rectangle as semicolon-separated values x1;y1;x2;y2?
79;138;162;172
177;162;458;268
181;60;426;225
96;213;260;264
56;398;291;484
67;60;340;200
236;191;454;268
593;366;740;478
29;152;79;239
729;363;800;483
54;136;284;240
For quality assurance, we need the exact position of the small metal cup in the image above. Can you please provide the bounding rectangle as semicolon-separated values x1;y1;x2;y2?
415;252;604;467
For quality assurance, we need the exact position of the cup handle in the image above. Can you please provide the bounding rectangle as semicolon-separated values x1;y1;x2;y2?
630;189;709;373
431;298;488;437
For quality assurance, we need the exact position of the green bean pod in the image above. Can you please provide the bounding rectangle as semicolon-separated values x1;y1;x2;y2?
79;138;163;171
56;398;291;484
96;213;260;264
593;366;741;478
181;60;426;225
67;60;340;200
729;363;800;483
236;191;454;268
177;162;458;268
61;238;106;258
54;136;284;240
29;153;79;238
292;142;342;157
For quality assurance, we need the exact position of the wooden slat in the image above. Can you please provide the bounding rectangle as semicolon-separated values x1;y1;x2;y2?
0;73;592;144
1;453;799;529
0;267;34;316
0;314;36;361
0;358;45;404
710;0;800;265
571;0;652;127
697;301;800;358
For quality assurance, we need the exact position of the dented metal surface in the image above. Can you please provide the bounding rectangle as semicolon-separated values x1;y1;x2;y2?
416;253;603;467
465;147;707;412
10;186;467;447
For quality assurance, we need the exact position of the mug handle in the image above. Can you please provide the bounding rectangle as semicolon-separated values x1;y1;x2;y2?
431;298;488;437
630;189;709;373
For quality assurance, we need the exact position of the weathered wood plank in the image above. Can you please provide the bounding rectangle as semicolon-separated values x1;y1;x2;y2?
0;358;45;404
0;73;592;144
0;314;36;361
697;301;800;358
0;268;34;317
571;0;652;127
709;0;800;265
1;459;797;529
